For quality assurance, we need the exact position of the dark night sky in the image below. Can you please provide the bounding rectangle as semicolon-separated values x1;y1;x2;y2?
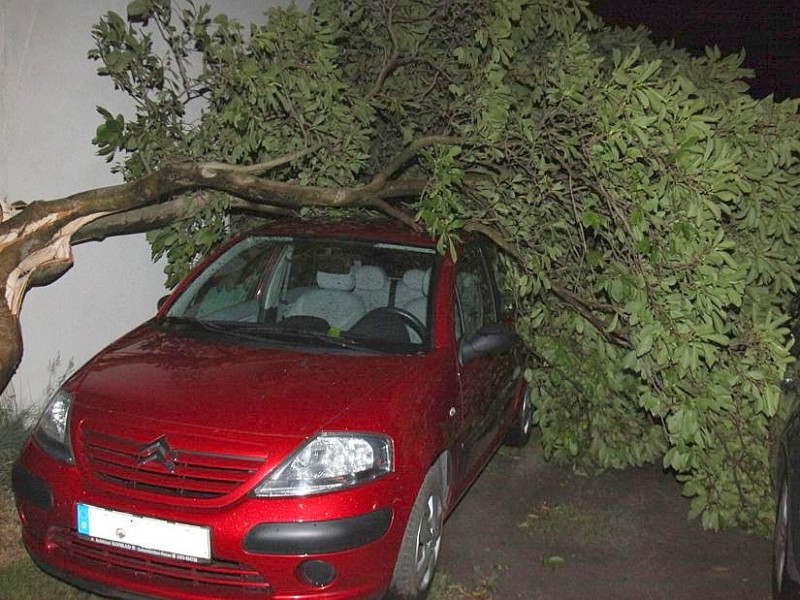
588;0;800;100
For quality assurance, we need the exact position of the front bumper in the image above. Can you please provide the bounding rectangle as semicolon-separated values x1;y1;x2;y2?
13;455;403;600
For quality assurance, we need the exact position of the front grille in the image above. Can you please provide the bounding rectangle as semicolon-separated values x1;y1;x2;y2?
49;527;271;597
82;429;265;499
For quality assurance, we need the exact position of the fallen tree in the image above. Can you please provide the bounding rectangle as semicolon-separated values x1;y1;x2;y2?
0;139;449;389
3;0;800;534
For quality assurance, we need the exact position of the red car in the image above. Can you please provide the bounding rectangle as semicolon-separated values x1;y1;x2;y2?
13;219;531;600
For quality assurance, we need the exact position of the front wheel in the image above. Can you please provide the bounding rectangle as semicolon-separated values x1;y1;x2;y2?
774;478;791;598
388;466;445;599
504;384;533;448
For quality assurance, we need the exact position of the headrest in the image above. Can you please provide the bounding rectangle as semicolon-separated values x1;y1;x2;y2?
354;265;389;291
402;268;431;295
316;271;356;291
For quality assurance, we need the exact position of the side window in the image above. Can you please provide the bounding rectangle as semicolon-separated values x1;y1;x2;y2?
483;244;514;318
455;245;496;341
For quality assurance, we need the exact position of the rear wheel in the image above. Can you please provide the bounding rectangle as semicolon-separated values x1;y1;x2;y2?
388;465;445;599
504;385;533;447
774;478;791;598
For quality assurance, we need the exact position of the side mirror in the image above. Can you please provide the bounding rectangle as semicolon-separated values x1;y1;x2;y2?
157;295;170;310
459;323;515;365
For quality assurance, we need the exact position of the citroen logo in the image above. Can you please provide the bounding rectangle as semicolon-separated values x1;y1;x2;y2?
135;435;178;473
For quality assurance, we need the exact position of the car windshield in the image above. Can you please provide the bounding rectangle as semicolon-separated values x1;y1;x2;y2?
163;235;437;353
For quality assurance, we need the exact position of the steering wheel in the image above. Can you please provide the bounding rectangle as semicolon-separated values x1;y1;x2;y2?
376;307;426;341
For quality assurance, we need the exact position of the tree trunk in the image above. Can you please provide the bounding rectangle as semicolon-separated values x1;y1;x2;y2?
0;299;22;396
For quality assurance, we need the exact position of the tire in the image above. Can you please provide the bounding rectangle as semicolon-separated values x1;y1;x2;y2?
774;478;791;598
504;384;533;448
388;465;445;600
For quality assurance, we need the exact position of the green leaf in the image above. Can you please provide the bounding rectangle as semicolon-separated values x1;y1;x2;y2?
127;0;150;20
543;555;567;570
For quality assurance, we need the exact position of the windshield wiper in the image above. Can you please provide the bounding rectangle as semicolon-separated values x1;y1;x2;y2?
296;330;387;353
159;317;264;340
224;323;389;353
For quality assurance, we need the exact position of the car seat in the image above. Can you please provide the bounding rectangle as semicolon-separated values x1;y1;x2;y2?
353;265;391;313
397;268;431;325
282;271;366;331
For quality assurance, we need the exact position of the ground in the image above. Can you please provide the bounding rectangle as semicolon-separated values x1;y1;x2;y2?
0;433;772;599
437;435;771;599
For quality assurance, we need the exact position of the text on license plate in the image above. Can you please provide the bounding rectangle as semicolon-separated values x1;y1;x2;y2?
76;503;211;563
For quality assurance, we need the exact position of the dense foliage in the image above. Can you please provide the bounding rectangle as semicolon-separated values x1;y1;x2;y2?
90;0;800;533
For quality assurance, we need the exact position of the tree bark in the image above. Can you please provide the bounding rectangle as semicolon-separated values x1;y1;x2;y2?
0;299;22;395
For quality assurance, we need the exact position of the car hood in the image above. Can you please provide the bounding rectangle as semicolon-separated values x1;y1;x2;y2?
70;323;428;440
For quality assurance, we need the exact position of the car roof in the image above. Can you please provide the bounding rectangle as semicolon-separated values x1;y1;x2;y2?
248;217;439;248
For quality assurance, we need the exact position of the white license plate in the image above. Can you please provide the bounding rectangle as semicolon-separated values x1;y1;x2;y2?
76;503;211;563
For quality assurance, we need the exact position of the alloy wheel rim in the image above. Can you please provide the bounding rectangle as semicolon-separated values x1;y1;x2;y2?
776;483;789;592
521;388;533;435
414;492;443;590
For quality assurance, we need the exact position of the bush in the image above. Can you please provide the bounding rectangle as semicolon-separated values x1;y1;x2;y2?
0;398;30;493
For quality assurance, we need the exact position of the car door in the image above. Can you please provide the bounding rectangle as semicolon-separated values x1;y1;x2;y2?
454;242;518;484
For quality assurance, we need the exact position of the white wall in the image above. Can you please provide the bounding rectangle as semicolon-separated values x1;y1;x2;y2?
0;1;280;409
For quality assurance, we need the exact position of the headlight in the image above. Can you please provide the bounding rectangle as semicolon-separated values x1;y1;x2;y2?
253;433;392;497
33;388;75;464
